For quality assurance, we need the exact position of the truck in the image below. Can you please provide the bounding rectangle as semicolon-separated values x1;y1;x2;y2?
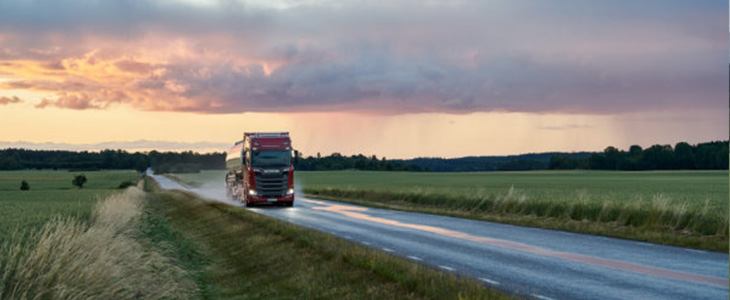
225;132;298;207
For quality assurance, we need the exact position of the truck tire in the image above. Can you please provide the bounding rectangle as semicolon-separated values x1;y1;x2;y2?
244;196;254;207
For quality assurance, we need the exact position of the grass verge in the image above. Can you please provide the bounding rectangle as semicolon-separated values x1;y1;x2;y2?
0;186;198;299
304;187;728;252
144;178;511;300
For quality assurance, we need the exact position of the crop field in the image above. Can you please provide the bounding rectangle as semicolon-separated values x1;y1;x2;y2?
170;170;729;251
298;170;728;211
0;170;199;299
0;170;139;240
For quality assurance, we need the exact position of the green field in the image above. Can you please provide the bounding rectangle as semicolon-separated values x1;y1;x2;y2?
298;170;728;211
170;170;729;251
0;170;140;240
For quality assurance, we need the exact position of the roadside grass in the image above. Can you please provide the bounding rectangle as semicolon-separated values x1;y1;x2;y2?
0;170;139;241
0;186;197;299
300;171;728;252
144;178;511;300
171;170;728;251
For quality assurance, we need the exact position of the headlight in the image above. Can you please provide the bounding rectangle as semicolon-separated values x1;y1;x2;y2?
248;189;257;196
287;188;294;195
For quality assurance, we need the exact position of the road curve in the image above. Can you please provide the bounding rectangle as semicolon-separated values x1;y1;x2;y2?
150;174;729;300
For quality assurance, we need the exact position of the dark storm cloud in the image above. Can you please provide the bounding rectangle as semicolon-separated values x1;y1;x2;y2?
0;0;726;114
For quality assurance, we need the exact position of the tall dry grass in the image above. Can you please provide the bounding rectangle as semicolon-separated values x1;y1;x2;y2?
0;187;197;300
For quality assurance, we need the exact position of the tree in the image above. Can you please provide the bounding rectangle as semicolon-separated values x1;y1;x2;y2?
674;142;695;169
72;174;87;189
589;153;607;170
603;146;620;170
20;180;29;191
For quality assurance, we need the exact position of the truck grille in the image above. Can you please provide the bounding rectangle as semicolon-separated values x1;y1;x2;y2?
255;173;288;197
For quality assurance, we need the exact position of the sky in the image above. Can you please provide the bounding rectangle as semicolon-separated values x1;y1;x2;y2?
0;0;727;158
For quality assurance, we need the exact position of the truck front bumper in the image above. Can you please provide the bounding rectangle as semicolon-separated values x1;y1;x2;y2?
248;194;294;205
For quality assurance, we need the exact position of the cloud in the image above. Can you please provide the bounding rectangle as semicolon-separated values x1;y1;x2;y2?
35;92;113;110
0;96;21;105
0;0;726;114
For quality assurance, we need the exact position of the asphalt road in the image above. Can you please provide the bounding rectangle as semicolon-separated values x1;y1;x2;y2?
151;174;729;300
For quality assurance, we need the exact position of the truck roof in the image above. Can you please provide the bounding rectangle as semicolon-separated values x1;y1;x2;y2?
245;132;289;138
244;132;291;150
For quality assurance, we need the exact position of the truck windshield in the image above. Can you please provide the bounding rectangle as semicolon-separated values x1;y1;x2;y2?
251;150;291;167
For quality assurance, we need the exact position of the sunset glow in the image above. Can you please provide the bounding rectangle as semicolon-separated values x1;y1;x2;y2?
0;0;727;158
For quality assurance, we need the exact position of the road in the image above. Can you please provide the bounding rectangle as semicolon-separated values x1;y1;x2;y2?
151;174;729;300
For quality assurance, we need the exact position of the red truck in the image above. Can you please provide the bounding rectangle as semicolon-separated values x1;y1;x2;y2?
225;132;298;207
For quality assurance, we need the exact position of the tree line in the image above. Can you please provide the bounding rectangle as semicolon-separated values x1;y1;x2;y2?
0;149;225;172
295;153;424;171
549;141;728;170
0;140;726;173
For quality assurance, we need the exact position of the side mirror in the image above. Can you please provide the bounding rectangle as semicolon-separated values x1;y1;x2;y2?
294;150;299;164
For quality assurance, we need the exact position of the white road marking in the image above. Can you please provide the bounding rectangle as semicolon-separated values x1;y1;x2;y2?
479;278;500;285
531;294;556;300
382;248;394;252
684;248;705;254
438;265;455;271
407;256;422;261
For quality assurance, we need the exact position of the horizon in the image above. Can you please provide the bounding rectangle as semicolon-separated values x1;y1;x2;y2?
1;1;727;158
1;138;726;161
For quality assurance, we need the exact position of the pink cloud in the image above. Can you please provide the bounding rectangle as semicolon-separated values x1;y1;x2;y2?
0;96;21;105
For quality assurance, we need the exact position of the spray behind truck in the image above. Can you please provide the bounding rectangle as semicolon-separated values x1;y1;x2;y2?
225;132;298;207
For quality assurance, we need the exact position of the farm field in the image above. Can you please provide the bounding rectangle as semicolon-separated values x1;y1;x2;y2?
0;170;140;240
298;170;729;212
0;170;199;299
170;170;729;251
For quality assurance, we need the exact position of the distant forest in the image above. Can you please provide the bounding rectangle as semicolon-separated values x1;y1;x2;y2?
549;141;728;171
0;149;225;173
0;140;726;172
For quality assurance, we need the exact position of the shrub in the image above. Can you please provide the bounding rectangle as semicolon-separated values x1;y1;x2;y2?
72;174;87;189
20;180;29;191
118;181;136;189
